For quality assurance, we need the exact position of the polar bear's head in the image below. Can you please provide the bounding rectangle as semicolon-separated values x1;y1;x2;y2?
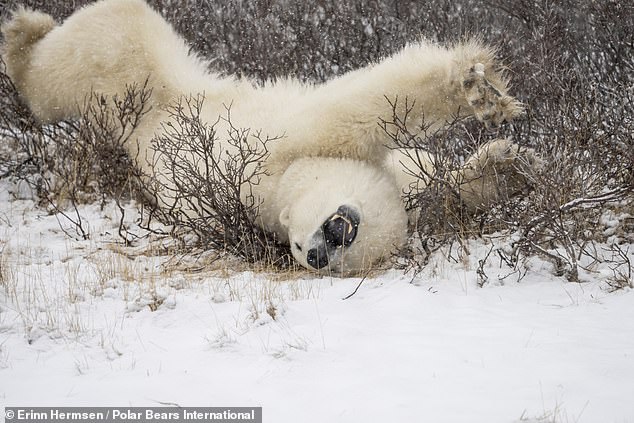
276;158;408;275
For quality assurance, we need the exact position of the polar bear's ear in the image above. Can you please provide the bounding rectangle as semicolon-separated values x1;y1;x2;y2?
279;206;291;228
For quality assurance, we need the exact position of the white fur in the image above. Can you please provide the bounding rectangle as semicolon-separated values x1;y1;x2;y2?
1;0;524;274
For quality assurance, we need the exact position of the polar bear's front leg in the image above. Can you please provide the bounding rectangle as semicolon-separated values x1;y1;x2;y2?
269;40;523;169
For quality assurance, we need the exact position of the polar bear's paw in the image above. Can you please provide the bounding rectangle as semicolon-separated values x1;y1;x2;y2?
462;63;523;128
457;138;543;212
465;138;542;171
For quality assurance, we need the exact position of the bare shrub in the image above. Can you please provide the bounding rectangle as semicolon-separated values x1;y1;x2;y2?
370;1;634;281
1;0;632;278
0;246;5;289
0;57;46;183
1;59;291;266
604;245;633;292
487;1;634;281
384;84;633;281
379;98;477;270
146;95;291;267
0;58;150;240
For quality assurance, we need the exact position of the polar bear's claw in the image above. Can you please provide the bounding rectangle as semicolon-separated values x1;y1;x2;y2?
463;64;523;128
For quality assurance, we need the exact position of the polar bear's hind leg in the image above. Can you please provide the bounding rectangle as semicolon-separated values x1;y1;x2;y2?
0;7;56;97
455;138;542;212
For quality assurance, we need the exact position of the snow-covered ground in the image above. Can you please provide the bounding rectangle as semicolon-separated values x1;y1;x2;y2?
1;178;633;423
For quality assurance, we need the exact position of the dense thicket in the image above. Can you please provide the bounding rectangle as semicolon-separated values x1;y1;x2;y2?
1;0;632;278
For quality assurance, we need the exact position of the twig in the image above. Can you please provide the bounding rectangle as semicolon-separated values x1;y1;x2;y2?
342;275;368;300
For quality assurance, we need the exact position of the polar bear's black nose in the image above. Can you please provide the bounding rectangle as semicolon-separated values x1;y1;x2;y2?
307;247;329;269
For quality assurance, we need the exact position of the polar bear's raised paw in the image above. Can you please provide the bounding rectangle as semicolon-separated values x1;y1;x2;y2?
462;63;523;128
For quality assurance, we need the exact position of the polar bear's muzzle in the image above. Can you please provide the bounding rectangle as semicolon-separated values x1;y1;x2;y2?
306;205;360;270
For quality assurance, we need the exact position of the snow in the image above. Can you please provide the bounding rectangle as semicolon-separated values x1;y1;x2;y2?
1;177;633;423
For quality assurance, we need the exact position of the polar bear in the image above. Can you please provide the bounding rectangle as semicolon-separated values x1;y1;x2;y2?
1;0;526;274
